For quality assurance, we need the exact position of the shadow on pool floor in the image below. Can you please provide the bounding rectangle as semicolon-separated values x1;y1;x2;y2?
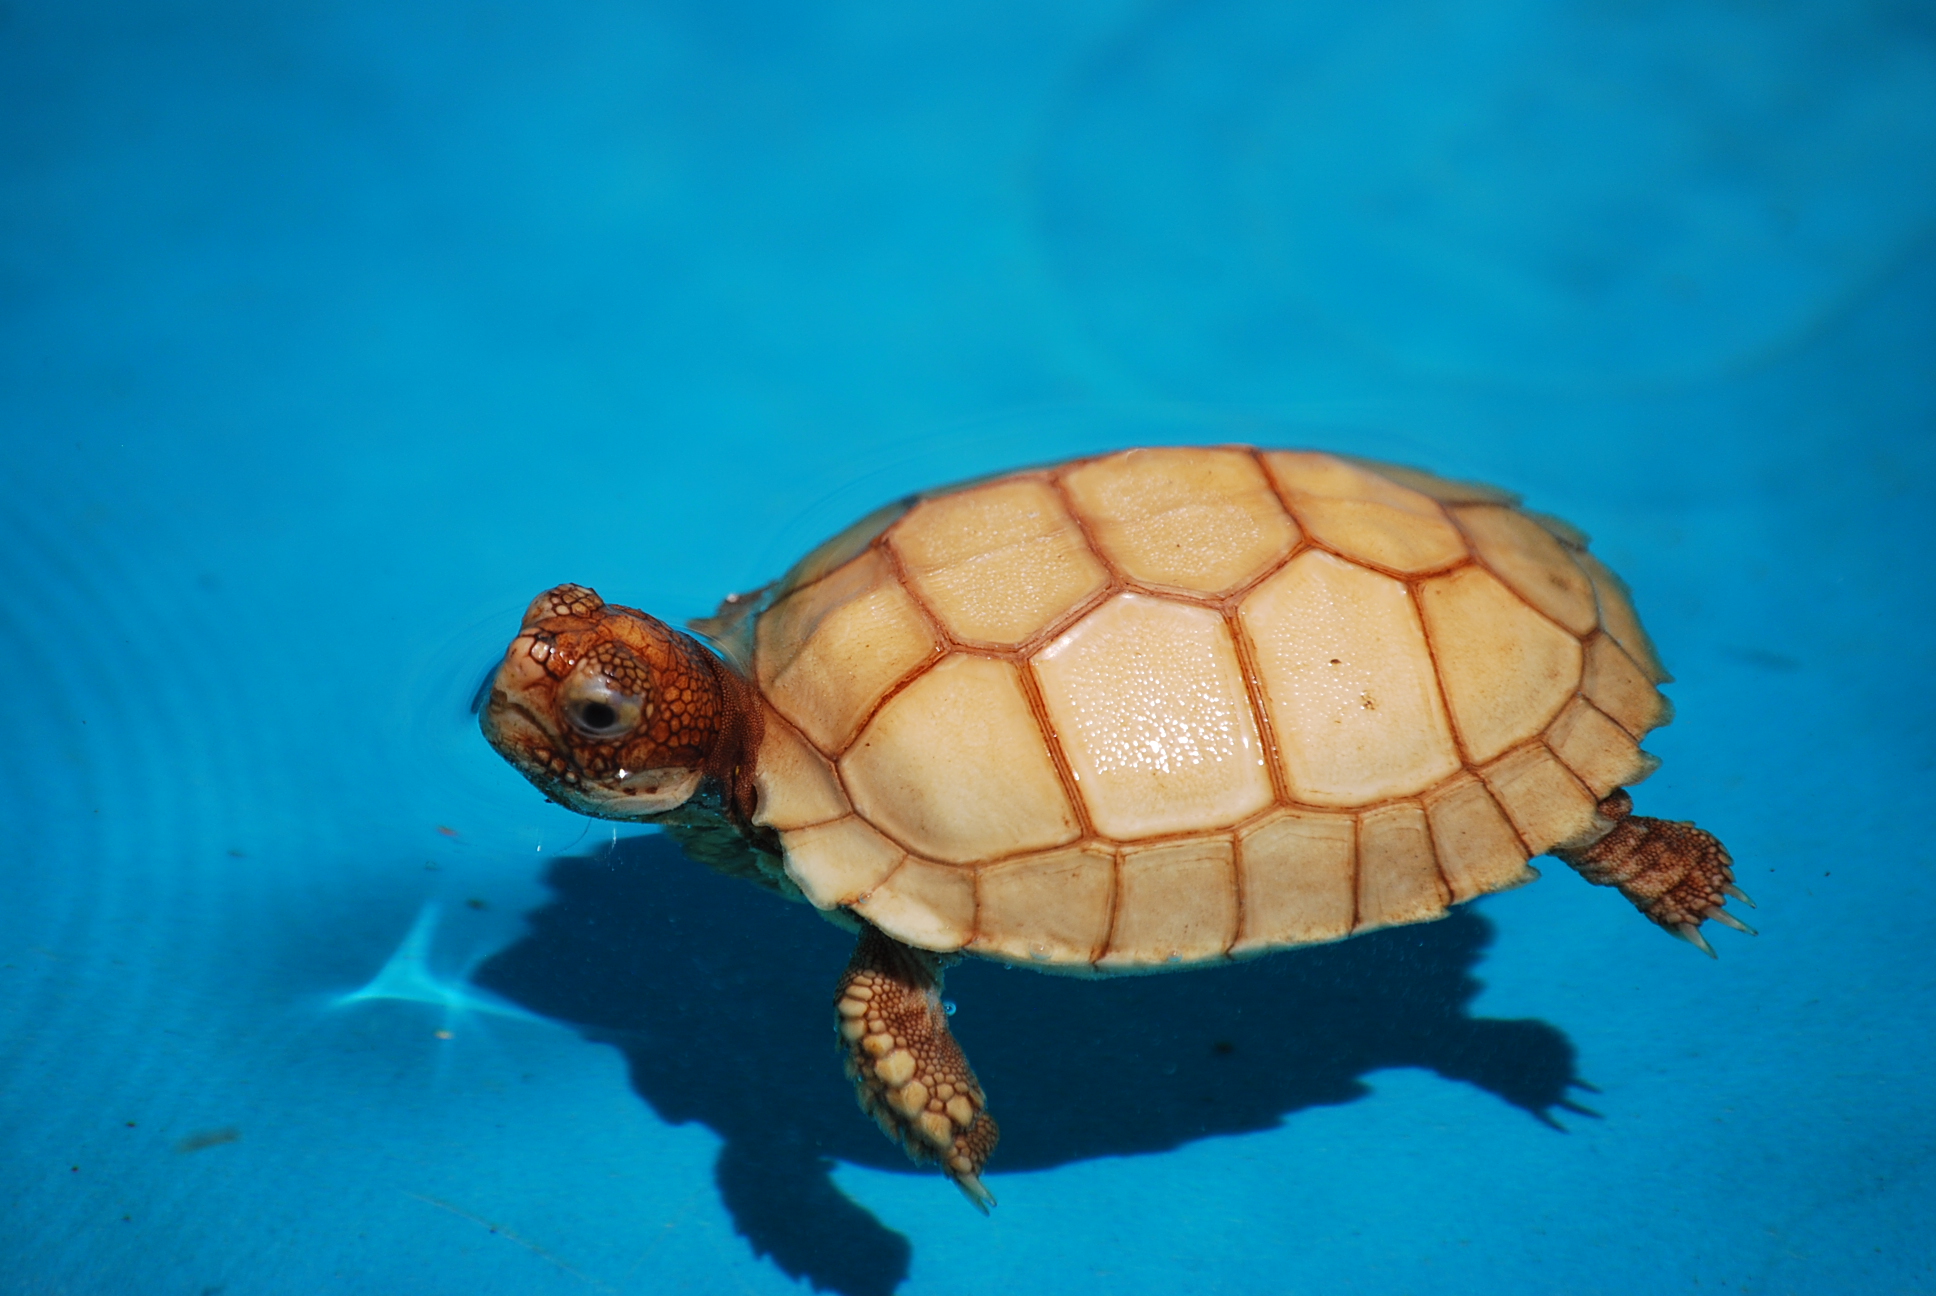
475;834;1589;1296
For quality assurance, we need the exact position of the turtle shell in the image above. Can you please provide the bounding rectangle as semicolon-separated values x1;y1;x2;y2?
729;447;1673;971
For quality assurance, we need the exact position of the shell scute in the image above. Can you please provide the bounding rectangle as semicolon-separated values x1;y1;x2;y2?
1421;775;1536;903
1032;593;1273;839
1575;549;1671;683
1582;633;1673;738
1546;696;1660;798
755;548;941;753
1239;550;1462;805
1231;810;1357;951
840;654;1080;864
773;499;912;602
1452;504;1599;636
1263;450;1467;573
1417;564;1583;764
1479;745;1605;856
971;845;1115;967
1099;837;1238;969
888;477;1108;648
780;816;905;909
750;717;850;831
1342;456;1521;506
1526;509;1591;551
1060;447;1298;594
851;856;976;952
1355;802;1449;932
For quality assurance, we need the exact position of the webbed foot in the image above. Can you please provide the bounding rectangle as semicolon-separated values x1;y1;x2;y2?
1559;789;1754;956
835;925;999;1211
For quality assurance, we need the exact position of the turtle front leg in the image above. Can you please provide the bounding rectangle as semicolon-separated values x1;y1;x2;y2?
1558;789;1757;957
834;924;999;1212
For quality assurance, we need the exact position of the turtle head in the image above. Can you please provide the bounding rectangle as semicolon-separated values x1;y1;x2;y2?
479;583;739;820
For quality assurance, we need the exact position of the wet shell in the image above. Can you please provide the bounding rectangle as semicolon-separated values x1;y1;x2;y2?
736;447;1671;970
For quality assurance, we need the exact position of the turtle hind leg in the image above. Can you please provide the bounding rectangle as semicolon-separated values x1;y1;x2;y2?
835;924;999;1212
1558;789;1757;956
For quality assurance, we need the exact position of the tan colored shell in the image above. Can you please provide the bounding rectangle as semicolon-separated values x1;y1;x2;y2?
739;447;1672;970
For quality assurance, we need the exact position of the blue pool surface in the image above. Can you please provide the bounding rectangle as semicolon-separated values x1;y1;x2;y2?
3;3;1934;1293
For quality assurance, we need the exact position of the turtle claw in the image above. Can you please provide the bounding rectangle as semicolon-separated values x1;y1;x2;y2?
1674;923;1718;958
1706;906;1757;936
1561;793;1754;955
835;925;1000;1210
954;1173;997;1214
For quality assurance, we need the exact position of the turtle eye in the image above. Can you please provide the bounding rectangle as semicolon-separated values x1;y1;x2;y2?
559;672;644;740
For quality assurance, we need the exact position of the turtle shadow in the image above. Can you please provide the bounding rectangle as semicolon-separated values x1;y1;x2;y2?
474;834;1591;1296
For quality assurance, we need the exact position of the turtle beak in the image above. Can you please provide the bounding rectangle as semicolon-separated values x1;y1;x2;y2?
573;766;706;819
476;642;573;794
477;675;556;788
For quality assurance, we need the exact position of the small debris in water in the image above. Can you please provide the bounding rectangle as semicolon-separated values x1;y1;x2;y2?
175;1127;240;1154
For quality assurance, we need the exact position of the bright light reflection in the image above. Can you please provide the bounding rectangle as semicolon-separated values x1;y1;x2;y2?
332;902;543;1028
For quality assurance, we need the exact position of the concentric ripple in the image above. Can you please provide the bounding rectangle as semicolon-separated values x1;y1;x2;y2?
0;496;289;1158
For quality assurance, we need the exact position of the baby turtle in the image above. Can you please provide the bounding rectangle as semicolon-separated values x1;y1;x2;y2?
479;447;1750;1209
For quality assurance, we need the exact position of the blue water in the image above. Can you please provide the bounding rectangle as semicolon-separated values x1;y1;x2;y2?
3;3;1933;1293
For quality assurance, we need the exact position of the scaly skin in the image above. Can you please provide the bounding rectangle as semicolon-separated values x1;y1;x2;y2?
1558;790;1756;956
478;583;763;823
835;925;1000;1211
